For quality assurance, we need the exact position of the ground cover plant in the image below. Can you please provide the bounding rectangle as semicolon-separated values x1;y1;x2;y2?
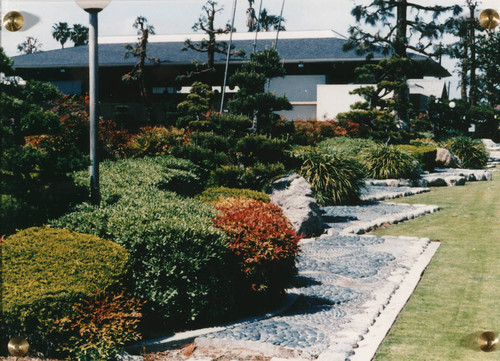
372;170;500;361
1;227;130;358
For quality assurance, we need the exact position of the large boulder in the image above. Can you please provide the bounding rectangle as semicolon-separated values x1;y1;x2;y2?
269;174;324;238
435;147;462;169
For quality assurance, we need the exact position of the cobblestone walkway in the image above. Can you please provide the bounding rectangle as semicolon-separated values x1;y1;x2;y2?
198;233;431;360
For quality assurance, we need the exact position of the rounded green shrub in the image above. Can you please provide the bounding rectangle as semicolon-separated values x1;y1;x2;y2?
53;158;237;331
235;135;291;167
299;151;364;206
442;136;489;169
208;162;285;191
363;145;421;179
190;131;234;153
396;144;437;172
1;227;129;356
197;186;271;203
171;143;228;170
318;136;378;160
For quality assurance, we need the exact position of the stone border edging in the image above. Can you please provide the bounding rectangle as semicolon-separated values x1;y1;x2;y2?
326;203;440;236
343;241;441;361
126;294;299;354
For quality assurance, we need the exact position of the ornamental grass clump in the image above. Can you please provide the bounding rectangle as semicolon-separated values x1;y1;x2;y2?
298;151;365;206
442;136;488;169
213;197;301;308
363;145;421;180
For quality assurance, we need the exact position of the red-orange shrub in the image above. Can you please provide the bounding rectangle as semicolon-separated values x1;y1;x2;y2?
213;197;301;303
293;119;350;145
54;291;144;361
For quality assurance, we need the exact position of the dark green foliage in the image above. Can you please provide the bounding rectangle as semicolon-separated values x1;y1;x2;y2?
235;135;291;166
299;151;364;206
172;143;229;170
228;48;291;133
396;144;437;172
197;186;271;203
318;136;378;159
0;51;89;235
363;145;421;179
208;162;285;191
2;227;129;357
442;136;488;169
177;82;214;128
51;157;237;330
206;112;253;136
190;131;234;153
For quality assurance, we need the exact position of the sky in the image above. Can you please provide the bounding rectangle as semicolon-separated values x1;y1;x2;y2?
1;0;499;96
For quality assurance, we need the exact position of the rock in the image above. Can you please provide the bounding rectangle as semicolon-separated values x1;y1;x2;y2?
269;174;324;237
435;148;462;169
422;174;467;187
482;139;500;150
117;352;145;361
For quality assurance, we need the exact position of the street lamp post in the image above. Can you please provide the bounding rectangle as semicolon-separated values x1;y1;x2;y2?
75;0;111;205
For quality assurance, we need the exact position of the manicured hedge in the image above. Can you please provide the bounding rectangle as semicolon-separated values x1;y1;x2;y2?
72;156;206;202
396;144;437;172
197;186;271;203
318;136;378;160
2;227;129;356
53;157;237;330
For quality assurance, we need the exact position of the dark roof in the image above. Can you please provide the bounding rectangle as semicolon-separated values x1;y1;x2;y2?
11;36;450;77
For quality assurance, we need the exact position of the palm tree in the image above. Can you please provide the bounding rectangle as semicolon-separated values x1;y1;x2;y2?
258;9;285;31
70;24;89;47
52;22;71;49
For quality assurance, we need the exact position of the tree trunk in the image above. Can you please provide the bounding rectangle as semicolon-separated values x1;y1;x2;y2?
394;0;409;130
469;3;477;105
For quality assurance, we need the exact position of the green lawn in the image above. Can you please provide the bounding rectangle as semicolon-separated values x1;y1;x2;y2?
372;170;500;360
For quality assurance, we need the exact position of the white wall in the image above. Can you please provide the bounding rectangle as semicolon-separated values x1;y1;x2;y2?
316;84;367;120
270;75;326;102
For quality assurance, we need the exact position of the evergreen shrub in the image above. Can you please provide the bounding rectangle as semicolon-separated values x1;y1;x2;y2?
442;136;488;169
172;143;228;170
363;145;421;179
190;131;234;153
318;136;378;160
208;162;285;191
1;227;129;356
235;135;291;166
213;197;301;306
396;144;437;171
207;112;252;136
299;151;364;206
198;186;271;203
53;158;236;330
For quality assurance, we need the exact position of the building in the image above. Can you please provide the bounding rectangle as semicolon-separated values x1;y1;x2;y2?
11;30;450;123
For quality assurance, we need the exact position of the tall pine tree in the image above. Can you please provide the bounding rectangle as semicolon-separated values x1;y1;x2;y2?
344;1;462;128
